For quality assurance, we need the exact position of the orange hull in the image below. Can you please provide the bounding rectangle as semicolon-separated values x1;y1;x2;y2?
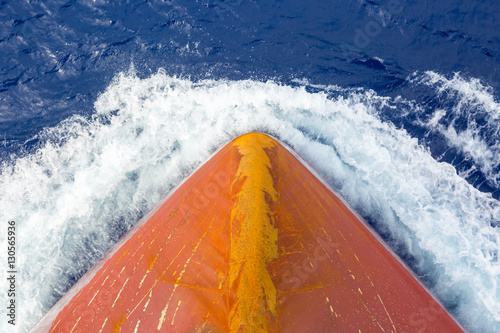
30;133;463;332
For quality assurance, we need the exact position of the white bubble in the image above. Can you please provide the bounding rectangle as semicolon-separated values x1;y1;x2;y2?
0;71;498;332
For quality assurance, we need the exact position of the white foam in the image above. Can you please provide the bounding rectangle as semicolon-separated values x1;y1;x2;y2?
0;71;499;332
412;71;500;188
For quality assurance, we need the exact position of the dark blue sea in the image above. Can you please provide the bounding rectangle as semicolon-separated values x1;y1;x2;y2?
1;1;499;332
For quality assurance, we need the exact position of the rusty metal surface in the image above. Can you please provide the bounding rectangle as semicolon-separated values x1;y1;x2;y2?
30;133;463;332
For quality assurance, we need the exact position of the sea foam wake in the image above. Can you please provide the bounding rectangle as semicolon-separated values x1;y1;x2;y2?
411;71;500;192
0;70;499;332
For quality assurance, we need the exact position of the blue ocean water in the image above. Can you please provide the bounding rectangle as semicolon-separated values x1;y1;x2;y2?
0;0;499;332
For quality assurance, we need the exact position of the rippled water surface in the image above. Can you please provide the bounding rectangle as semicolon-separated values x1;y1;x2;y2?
0;1;499;332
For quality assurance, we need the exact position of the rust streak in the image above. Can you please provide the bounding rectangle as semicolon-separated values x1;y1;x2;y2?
229;134;279;333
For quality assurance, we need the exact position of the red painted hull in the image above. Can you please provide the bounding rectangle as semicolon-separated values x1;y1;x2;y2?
30;133;463;332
